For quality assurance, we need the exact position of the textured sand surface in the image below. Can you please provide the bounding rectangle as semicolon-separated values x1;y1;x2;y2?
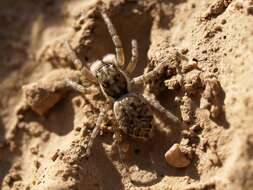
0;0;253;190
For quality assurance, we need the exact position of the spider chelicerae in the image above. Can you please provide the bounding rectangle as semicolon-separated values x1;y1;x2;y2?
64;8;180;179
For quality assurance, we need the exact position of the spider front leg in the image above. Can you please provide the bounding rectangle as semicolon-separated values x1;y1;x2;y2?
126;39;138;74
131;60;166;85
101;10;125;67
102;53;117;64
86;109;107;157
65;79;98;94
144;94;180;123
64;41;98;84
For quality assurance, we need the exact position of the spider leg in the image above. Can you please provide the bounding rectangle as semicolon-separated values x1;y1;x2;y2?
64;41;98;84
143;94;180;123
100;10;125;67
65;79;98;94
126;39;138;74
131;60;166;85
111;125;133;182
86;109;107;157
102;53;117;65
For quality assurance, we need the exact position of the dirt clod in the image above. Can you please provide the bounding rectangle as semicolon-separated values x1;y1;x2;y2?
22;69;80;115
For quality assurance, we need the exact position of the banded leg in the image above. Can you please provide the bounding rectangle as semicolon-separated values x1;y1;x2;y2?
86;109;107;157
65;79;98;94
64;41;97;84
100;10;125;67
126;39;138;74
112;125;132;181
102;53;117;65
131;60;166;85
144;94;180;123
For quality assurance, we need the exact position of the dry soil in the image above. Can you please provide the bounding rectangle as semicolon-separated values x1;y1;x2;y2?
0;0;253;190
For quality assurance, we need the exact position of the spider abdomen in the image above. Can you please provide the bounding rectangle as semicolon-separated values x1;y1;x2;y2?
114;93;154;139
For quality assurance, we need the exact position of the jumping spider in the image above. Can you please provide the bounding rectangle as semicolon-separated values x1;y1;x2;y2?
64;9;179;178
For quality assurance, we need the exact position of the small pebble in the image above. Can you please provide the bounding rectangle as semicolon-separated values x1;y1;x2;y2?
247;6;253;15
34;160;41;169
181;48;189;55
30;146;39;155
165;143;191;168
51;150;60;161
221;19;227;24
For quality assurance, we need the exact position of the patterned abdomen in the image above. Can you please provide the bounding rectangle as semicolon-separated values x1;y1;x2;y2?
113;94;154;139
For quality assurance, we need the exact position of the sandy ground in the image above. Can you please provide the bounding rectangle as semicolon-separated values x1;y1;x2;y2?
0;0;253;189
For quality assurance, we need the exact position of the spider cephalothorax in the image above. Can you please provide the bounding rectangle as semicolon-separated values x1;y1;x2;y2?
64;8;179;180
90;56;130;100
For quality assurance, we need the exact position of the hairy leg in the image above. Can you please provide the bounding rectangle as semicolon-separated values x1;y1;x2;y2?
64;41;98;83
102;53;117;65
131;60;166;85
100;10;125;67
65;79;98;94
86;109;107;157
143;94;180;123
111;124;133;181
126;39;138;74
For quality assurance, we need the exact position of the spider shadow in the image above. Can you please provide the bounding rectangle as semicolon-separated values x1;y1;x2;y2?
125;124;200;187
87;134;125;190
